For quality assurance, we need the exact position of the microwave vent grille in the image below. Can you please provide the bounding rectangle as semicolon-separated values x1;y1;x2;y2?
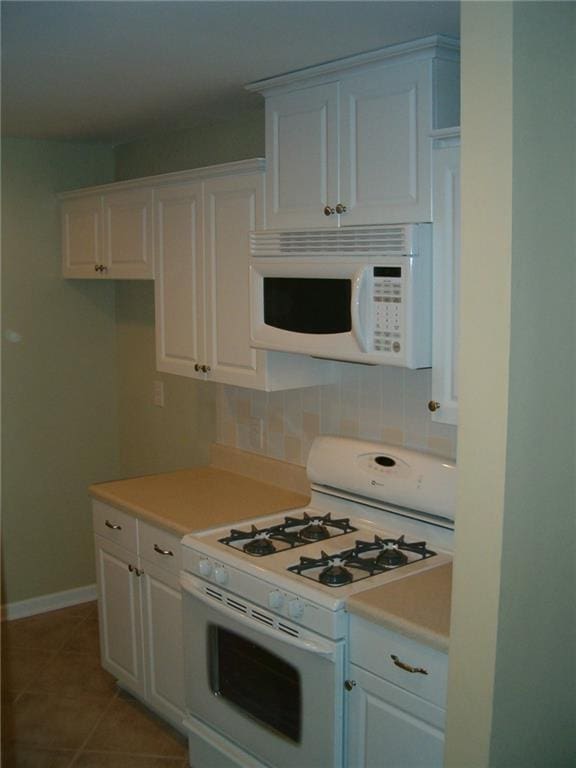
251;225;420;258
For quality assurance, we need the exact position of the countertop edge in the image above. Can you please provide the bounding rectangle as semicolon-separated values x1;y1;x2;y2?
347;602;449;652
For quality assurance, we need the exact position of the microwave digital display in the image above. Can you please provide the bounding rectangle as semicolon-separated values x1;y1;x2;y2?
263;277;352;334
374;267;402;277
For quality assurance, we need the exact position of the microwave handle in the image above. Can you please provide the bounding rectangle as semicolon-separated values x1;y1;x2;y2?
351;267;369;352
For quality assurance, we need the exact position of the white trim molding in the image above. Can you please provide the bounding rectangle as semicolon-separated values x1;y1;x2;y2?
1;584;97;621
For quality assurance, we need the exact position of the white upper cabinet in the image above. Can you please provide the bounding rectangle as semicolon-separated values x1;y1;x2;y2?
62;186;154;279
154;161;335;390
247;35;460;231
154;181;204;377
429;132;460;425
265;82;339;229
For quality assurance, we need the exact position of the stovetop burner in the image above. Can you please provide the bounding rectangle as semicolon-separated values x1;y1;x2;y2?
287;535;437;587
218;512;358;556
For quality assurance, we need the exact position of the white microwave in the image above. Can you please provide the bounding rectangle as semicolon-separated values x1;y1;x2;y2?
249;224;432;368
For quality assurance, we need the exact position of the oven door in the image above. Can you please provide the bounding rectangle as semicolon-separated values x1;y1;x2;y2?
181;572;345;768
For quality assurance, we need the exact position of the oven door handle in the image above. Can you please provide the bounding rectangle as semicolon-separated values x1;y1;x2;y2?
181;572;337;661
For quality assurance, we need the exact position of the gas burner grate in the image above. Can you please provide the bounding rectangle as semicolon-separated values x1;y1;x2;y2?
218;513;358;557
287;536;437;586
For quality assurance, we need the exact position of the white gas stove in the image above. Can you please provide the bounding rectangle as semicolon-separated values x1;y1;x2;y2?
180;437;456;768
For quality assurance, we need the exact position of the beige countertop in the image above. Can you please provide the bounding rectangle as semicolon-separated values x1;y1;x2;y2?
89;465;309;536
346;563;452;651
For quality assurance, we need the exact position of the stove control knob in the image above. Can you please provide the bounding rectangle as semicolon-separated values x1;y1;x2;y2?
268;590;284;610
287;598;304;619
214;565;229;586
198;559;213;578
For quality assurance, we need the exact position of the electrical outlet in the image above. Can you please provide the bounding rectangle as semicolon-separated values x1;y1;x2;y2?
153;380;165;407
248;416;263;450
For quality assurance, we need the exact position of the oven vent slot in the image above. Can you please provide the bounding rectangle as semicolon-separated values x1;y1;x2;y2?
252;610;274;627
226;597;248;614
278;622;300;638
205;587;223;602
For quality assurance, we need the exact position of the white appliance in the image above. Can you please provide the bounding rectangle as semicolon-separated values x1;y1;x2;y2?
249;224;432;368
180;436;456;768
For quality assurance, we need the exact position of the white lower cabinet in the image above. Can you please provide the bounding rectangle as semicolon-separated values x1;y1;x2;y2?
346;616;448;768
93;501;185;730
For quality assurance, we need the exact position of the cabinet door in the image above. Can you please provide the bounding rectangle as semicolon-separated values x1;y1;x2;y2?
140;561;185;728
154;182;205;377
431;142;460;424
203;172;270;387
265;82;339;229
94;535;145;698
62;195;103;278
340;61;432;225
347;664;445;768
103;187;154;279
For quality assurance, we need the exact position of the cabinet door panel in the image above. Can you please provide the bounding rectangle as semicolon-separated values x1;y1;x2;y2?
62;195;103;277
340;62;432;225
204;172;268;387
154;182;204;376
431;142;460;424
141;562;185;725
95;535;144;697
347;665;445;768
103;188;154;278
266;83;339;229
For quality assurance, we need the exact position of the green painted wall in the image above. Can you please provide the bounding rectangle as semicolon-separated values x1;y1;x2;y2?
112;109;265;477
446;4;576;765
2;139;117;604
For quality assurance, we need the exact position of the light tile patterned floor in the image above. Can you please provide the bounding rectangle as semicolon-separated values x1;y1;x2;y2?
1;603;188;768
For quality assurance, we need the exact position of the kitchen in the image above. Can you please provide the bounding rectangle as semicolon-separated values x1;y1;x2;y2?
2;2;575;768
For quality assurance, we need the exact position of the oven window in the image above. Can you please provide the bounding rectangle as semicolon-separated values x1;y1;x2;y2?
263;277;352;334
209;625;301;743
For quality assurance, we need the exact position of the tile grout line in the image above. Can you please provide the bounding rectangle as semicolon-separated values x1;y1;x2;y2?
67;686;121;767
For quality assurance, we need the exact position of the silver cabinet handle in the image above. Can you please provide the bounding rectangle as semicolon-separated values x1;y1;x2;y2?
105;520;122;530
323;206;336;216
153;544;174;557
335;203;347;214
344;680;356;691
194;363;201;372
428;400;441;413
200;364;211;374
128;563;134;572
390;654;428;675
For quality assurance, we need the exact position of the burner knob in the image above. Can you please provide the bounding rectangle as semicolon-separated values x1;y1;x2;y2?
287;598;304;619
268;590;284;610
198;559;213;577
213;565;229;586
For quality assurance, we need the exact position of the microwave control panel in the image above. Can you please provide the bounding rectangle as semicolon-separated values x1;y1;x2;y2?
372;266;403;355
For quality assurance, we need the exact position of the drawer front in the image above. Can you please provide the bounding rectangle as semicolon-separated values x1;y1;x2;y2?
349;615;448;708
93;500;138;552
138;520;182;575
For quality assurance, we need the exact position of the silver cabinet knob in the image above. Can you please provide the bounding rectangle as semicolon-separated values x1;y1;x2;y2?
335;203;347;214
200;364;211;373
428;400;441;413
323;206;336;216
194;363;201;372
105;519;122;530
344;680;356;691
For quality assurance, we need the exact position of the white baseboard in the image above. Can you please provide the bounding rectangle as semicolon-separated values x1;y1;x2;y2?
1;584;97;621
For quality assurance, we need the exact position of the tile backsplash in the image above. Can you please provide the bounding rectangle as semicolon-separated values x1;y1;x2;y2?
216;364;457;467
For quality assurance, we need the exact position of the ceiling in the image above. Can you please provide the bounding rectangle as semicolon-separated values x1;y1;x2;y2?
1;1;460;145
